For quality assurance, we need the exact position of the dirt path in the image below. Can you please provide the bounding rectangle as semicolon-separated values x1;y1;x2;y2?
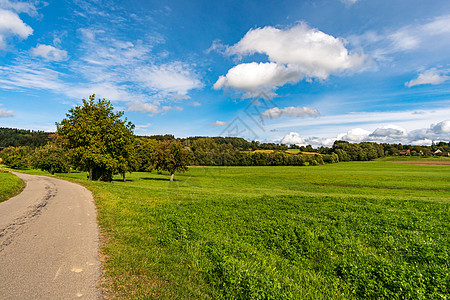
0;172;102;299
389;160;450;165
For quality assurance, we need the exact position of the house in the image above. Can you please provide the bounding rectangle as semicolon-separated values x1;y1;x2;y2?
399;149;410;155
433;149;442;155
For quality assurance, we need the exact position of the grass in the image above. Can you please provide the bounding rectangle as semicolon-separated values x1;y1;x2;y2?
14;161;450;299
0;169;25;203
379;155;450;162
285;149;319;155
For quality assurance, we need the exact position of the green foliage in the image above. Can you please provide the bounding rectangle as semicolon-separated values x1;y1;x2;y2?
0;127;51;148
32;144;70;174
332;141;385;162
0;146;32;169
133;137;160;172
56;95;135;181
152;140;192;180
0;170;24;203
39;161;450;299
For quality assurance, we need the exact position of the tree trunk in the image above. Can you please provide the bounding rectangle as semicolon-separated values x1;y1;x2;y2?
122;173;126;182
170;173;174;182
88;168;93;181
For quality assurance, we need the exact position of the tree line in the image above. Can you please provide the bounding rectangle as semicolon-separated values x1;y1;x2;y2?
1;95;449;181
0;128;51;149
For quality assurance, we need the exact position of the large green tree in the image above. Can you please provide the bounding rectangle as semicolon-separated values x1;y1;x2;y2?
56;95;135;181
152;140;192;181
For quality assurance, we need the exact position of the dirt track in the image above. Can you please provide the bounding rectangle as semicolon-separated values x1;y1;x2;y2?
389;160;450;165
0;172;102;299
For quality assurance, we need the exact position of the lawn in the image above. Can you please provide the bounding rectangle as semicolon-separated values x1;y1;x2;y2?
15;161;450;299
0;169;25;203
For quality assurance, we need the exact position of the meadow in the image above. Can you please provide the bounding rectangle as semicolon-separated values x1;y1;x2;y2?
4;160;450;299
0;169;24;203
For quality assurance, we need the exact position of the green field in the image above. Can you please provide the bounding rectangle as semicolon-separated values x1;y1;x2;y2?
13;161;450;299
0;169;24;203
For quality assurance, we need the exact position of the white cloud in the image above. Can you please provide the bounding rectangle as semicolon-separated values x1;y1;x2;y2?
405;69;449;87
431;120;450;134
227;23;364;74
366;14;450;56
0;63;65;91
214;62;303;96
261;106;319;119
389;30;420;51
337;128;371;142
215;23;365;97
347;14;450;69
389;15;450;52
332;121;450;146
210;120;228;127
0;0;38;16
0;62;138;103
269;105;450;146
206;39;226;54
340;0;359;4
421;14;450;36
135;62;203;99
0;104;14;117
31;44;68;61
370;124;407;139
0;8;33;48
410;139;433;146
0;28;201;112
280;120;450;147
73;29;202;103
127;100;160;114
281;132;307;146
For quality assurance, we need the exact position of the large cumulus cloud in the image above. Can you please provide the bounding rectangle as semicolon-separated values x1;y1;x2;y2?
214;23;365;98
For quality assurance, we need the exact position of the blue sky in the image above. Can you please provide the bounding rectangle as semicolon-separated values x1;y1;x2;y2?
0;0;449;146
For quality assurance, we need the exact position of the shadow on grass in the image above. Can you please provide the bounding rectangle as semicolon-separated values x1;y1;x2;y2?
139;177;174;181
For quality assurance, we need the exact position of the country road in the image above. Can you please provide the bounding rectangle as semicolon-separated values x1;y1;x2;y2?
0;172;102;299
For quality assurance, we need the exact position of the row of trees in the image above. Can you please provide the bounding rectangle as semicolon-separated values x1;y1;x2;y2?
1;96;191;182
1;95;449;181
0;145;70;173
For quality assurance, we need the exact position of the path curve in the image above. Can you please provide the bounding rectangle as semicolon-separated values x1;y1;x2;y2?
0;172;102;299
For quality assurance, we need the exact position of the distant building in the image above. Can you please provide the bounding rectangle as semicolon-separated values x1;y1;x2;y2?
400;149;410;155
432;149;442;155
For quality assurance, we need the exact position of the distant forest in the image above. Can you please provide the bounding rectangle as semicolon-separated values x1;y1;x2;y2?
1;127;449;169
0;128;52;148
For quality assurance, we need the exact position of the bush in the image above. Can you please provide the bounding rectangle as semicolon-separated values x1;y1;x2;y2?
0;146;32;169
32;145;71;174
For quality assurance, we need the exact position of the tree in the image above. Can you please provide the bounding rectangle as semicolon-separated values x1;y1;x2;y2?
0;146;32;169
32;144;70;174
152;140;192;181
133;137;160;172
56;95;135;182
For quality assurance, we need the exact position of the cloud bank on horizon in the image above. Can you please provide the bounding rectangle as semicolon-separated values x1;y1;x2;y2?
281;120;450;147
0;0;449;146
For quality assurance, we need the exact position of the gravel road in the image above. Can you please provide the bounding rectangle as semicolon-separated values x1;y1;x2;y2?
0;172;102;299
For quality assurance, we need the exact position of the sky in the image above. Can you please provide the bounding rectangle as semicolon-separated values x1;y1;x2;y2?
0;0;450;147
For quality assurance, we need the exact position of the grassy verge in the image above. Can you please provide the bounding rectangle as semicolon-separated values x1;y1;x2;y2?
0;169;25;203
15;162;450;299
